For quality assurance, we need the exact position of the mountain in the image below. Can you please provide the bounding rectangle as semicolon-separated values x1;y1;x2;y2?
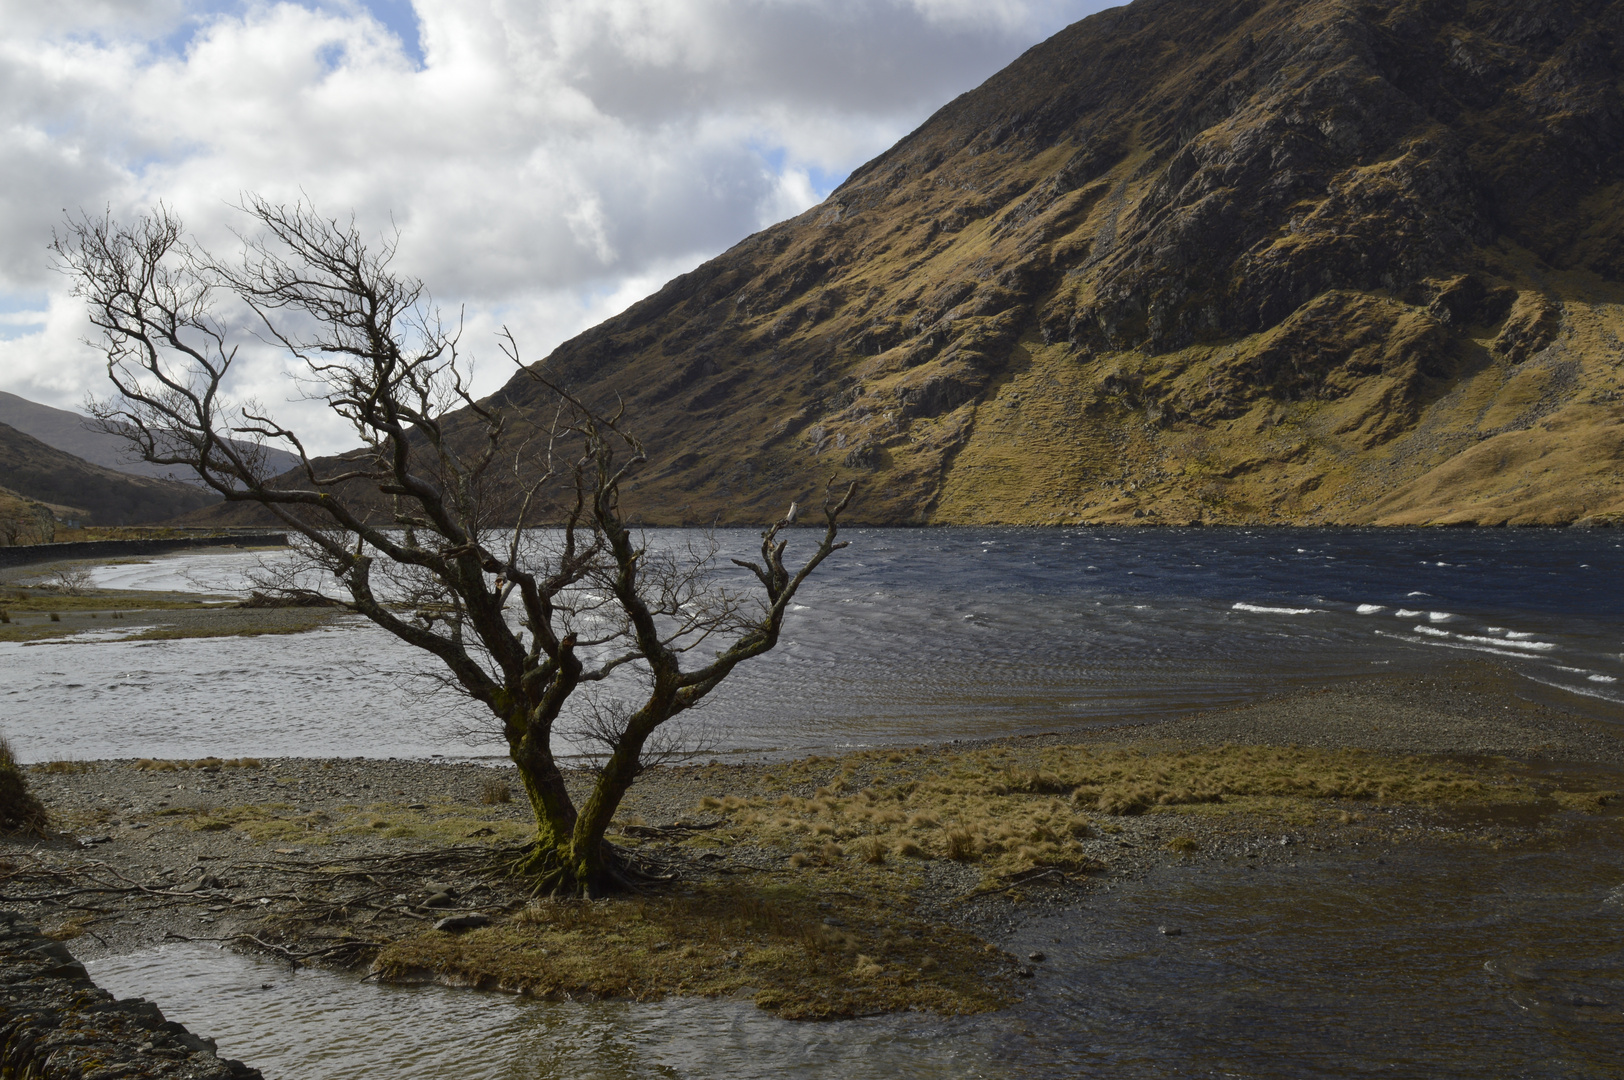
0;421;221;527
466;0;1621;527
0;391;301;485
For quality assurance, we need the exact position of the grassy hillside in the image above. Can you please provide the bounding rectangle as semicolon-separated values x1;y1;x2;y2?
0;421;220;529
466;0;1622;527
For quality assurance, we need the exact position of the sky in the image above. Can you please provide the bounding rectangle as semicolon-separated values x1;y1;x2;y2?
0;0;1115;453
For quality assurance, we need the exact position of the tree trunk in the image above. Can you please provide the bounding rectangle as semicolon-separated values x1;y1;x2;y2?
508;729;598;893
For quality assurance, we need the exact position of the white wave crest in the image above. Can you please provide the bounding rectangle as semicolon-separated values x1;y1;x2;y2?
1506;631;1539;640
1356;604;1385;614
1413;626;1452;638
1458;634;1555;651
1231;602;1324;615
1591;675;1619;683
1428;612;1454;622
1395;609;1423;618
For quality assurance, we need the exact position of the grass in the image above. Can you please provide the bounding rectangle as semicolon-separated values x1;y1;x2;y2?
34;760;93;774
0;599;341;643
374;877;1016;1019
693;743;1547;882
0;588;234;613
79;736;1612;1022
171;799;533;846
123;613;337;640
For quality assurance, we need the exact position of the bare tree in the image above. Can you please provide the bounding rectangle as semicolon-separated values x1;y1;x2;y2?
53;200;854;895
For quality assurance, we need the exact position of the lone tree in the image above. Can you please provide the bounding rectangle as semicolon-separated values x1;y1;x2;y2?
54;200;854;894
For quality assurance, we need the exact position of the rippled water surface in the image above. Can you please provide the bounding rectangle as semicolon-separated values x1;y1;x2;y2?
87;822;1624;1079
5;528;1620;762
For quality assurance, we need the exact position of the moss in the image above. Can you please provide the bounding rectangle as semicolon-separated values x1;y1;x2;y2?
374;877;1015;1019
1549;788;1618;813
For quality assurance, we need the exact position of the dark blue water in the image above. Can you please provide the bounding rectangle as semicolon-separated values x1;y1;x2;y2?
700;526;1624;751
6;528;1620;761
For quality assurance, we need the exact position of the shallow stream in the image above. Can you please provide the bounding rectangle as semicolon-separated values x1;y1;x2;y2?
87;819;1624;1078
19;527;1624;1074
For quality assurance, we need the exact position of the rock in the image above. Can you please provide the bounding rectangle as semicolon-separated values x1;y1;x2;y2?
420;892;455;908
176;874;225;893
433;913;491;932
1159;926;1182;937
1028;951;1046;962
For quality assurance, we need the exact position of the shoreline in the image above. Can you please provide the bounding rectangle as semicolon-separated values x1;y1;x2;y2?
5;659;1621;1020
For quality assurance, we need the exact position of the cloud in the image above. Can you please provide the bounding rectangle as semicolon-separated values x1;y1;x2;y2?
0;0;1112;452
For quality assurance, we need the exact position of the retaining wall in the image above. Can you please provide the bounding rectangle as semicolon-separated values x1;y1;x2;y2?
0;910;262;1079
0;536;288;572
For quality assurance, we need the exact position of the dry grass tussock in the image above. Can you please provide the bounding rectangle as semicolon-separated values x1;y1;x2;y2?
702;743;1540;879
0;736;49;835
375;879;1012;1019
133;757;261;771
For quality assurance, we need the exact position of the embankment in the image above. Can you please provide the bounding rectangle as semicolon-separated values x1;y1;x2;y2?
0;910;260;1079
0;534;287;572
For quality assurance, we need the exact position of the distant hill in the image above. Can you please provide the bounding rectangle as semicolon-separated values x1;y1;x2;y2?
0;421;220;527
0;391;300;485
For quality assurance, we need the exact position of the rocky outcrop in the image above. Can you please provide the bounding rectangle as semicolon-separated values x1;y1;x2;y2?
0;912;261;1079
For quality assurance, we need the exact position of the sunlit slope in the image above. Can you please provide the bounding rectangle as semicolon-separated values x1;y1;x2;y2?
930;259;1624;526
482;0;1624;525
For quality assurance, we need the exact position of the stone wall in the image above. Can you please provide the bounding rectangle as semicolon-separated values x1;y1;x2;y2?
0;536;287;572
0;910;262;1080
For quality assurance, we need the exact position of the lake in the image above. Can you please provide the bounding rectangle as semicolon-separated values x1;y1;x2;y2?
4;527;1620;763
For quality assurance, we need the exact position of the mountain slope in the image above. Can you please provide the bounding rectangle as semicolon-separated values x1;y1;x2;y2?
479;0;1624;526
0;391;300;485
0;421;221;527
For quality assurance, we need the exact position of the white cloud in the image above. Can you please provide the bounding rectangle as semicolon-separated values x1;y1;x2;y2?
0;0;1113;452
